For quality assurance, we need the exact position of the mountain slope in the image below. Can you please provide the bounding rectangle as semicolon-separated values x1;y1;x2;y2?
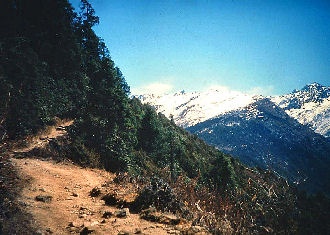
136;87;256;128
2;1;330;233
1;121;328;235
187;98;330;194
1;121;209;235
137;84;330;194
272;82;330;137
137;83;330;138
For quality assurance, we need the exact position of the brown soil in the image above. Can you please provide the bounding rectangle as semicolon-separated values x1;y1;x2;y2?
7;121;202;235
12;119;74;153
11;158;181;234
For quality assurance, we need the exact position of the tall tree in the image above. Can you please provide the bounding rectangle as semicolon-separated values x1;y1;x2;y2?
69;0;135;172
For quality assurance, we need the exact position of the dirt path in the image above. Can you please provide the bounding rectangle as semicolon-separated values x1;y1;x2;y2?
8;121;189;234
12;158;180;234
12;120;74;153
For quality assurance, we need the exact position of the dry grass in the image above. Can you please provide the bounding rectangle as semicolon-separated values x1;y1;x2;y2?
112;170;236;234
140;165;297;234
1;118;304;234
169;175;235;234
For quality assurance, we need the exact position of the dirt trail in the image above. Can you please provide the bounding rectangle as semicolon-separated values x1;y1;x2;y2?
9;122;190;234
12;158;180;234
12;120;73;153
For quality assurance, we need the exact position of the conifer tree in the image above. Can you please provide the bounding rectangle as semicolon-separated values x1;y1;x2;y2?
69;0;135;172
0;0;85;138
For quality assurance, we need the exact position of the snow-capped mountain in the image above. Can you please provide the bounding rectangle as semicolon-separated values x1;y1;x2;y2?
136;83;330;138
187;97;330;194
136;83;330;194
272;82;330;137
136;87;258;128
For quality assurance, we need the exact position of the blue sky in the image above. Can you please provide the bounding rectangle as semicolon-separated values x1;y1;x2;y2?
69;0;330;95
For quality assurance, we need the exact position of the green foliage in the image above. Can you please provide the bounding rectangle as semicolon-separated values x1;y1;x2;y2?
0;39;55;137
0;0;85;138
64;0;136;173
129;101;237;190
0;0;238;190
207;153;237;192
1;1;329;233
297;192;330;234
133;177;183;213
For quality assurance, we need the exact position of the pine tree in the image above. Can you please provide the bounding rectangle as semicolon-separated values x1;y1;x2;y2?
0;0;86;138
69;0;135;172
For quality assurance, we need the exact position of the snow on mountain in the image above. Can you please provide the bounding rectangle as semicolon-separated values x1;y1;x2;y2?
272;82;330;137
135;83;330;193
136;83;330;137
187;97;330;194
136;87;257;128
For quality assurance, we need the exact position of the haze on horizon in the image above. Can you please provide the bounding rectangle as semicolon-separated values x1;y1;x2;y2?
69;0;330;96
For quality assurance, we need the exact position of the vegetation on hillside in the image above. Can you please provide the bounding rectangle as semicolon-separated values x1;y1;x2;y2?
1;0;329;234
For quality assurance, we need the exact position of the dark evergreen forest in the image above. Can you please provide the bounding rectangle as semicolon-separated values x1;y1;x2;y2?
0;0;329;234
0;0;236;191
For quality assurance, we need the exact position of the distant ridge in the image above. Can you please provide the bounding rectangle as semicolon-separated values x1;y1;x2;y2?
187;97;330;194
137;83;330;194
135;87;257;128
272;82;330;137
137;83;330;138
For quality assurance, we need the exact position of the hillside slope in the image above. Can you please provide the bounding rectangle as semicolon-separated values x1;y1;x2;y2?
1;123;208;235
272;82;330;137
1;1;330;234
137;84;330;194
1;121;330;234
187;98;330;194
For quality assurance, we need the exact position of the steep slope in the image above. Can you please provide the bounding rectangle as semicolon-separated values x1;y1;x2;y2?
2;1;330;233
187;98;330;194
272;82;330;137
1;122;208;235
0;0;238;214
2;121;330;234
137;84;330;194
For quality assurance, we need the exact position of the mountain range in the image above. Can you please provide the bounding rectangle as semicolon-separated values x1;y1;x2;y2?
136;83;330;194
272;82;330;137
2;0;330;233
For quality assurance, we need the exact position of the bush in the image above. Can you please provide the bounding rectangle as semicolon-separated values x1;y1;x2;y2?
132;177;183;214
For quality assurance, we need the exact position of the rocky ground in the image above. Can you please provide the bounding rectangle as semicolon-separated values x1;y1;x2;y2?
0;121;209;235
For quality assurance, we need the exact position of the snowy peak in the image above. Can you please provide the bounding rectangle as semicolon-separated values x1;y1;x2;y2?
301;82;329;94
187;96;330;194
136;83;330;137
136;83;330;193
274;82;330;110
272;83;330;137
136;87;257;127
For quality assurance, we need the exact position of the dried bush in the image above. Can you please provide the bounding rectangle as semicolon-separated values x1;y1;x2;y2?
132;177;184;214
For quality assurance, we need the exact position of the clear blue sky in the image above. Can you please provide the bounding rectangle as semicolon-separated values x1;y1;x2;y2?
69;0;330;95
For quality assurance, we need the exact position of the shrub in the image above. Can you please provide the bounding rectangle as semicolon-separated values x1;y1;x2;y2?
132;177;183;214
